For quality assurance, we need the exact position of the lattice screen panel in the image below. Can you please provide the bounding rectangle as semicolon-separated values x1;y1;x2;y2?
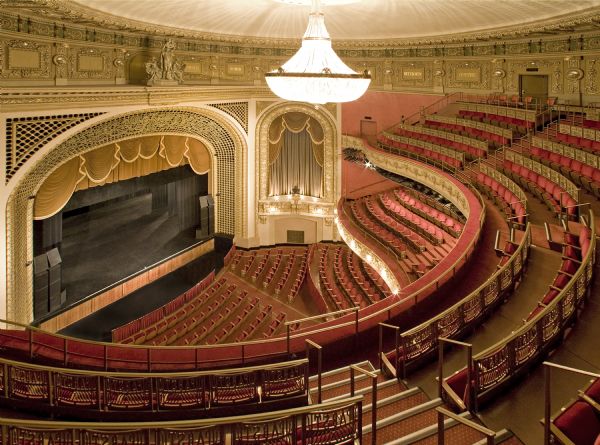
209;102;248;133
5;113;105;183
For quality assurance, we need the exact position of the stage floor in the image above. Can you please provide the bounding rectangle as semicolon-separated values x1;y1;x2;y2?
61;193;199;305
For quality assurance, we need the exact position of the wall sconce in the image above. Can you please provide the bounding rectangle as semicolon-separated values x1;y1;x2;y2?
566;68;584;80
493;69;506;78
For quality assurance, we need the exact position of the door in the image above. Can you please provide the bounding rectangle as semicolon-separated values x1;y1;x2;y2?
519;75;548;109
360;119;378;147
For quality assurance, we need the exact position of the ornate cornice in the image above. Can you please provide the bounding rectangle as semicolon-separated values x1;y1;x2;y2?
3;0;600;48
0;86;276;111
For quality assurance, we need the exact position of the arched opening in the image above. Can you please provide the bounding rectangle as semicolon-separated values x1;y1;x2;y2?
267;112;324;198
5;107;247;324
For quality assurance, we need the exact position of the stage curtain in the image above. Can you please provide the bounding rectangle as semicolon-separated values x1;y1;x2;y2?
80;143;120;184
35;134;212;219
185;138;211;174
34;157;83;220
160;135;187;167
268;112;324;197
269;127;323;197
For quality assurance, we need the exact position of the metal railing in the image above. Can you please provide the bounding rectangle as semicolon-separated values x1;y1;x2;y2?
436;407;496;445
350;365;378;445
379;224;530;379
448;211;595;408
0;396;364;445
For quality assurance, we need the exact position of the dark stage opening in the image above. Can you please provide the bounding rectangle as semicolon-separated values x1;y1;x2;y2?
33;166;211;319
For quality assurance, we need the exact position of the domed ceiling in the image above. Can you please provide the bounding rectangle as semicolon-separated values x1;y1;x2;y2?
72;0;600;42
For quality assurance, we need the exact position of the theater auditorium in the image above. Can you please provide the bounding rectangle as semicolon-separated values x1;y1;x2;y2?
0;0;599;443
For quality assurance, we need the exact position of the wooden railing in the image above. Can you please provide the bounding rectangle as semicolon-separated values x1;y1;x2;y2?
0;356;308;419
444;211;596;409
0;396;363;445
379;224;531;379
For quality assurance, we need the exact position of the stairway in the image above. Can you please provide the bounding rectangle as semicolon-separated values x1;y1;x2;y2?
309;361;525;445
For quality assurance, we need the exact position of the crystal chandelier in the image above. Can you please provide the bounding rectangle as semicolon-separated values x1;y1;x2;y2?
265;0;371;104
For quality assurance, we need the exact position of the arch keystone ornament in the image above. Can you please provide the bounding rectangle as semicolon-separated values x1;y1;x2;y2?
5;107;247;324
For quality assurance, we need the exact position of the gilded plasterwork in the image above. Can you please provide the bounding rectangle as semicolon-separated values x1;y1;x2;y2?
209;102;249;133
255;103;337;205
6;107;247;324
1;40;51;79
5;112;106;183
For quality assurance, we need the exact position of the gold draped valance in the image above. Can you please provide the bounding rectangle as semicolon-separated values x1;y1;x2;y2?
34;135;211;220
268;112;324;167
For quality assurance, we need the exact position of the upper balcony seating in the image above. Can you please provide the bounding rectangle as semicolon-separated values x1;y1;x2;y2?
379;191;450;244
556;122;600;154
475;171;527;225
377;134;464;170
424;114;512;148
444;222;594;411
394;126;487;159
525;226;593;321
458;107;536;135
390;186;464;236
499;158;578;217
525;137;600;198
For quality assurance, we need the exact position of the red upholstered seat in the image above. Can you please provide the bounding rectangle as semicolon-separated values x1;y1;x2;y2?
553;401;600;445
586;378;600;402
542;288;561;305
561;260;580;275
552;273;571;289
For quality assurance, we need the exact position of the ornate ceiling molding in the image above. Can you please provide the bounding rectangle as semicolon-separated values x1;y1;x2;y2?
4;0;600;48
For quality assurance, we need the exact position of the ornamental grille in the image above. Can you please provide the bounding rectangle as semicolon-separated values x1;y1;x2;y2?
209;102;248;133
7;108;243;324
5;113;105;182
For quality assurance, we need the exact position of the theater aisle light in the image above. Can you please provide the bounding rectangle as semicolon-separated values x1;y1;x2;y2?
265;0;371;104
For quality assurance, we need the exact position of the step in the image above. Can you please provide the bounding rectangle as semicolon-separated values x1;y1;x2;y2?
410;422;486;445
472;429;521;445
362;398;443;440
361;381;414;408
309;360;374;388
313;371;384;401
386;410;473;445
363;391;431;428
323;378;413;405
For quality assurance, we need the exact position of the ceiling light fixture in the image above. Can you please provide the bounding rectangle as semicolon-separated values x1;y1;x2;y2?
265;0;371;104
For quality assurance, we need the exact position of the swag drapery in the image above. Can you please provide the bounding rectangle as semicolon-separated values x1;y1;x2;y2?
34;135;211;220
268;112;324;198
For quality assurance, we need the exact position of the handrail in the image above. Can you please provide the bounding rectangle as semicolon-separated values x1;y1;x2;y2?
0;354;307;378
0;355;309;417
305;339;322;404
389;223;530;379
467;210;596;404
350;364;378;445
386;92;463;132
0;395;363;428
543;361;600;445
436;407;495;445
438;338;474;412
474;211;595;360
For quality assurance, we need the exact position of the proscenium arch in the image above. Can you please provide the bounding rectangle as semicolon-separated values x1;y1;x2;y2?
256;103;338;204
6;106;247;324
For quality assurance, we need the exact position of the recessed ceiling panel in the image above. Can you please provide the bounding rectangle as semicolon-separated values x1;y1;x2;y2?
72;0;600;40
